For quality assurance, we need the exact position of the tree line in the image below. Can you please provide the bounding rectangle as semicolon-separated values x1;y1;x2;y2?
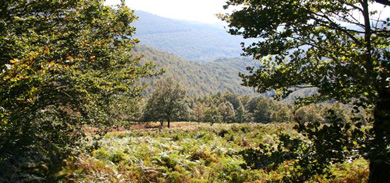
133;77;360;128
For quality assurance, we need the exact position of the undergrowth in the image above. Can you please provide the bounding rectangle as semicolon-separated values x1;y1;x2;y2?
59;123;368;183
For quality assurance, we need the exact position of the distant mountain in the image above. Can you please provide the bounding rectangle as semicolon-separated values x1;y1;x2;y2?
133;11;250;62
134;45;258;95
131;12;313;100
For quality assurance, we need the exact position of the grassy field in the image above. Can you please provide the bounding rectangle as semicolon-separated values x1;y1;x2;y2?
60;122;368;183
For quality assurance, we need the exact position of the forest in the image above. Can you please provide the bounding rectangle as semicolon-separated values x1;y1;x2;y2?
132;11;248;62
0;0;389;183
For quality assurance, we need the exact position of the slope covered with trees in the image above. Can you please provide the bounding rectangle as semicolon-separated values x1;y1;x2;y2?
133;45;258;95
133;11;252;62
133;45;318;101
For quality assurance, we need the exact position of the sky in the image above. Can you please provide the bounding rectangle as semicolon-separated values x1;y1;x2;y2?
105;0;390;26
105;0;229;24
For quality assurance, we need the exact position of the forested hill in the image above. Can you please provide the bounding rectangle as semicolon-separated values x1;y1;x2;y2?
133;45;257;95
131;12;314;99
133;11;249;62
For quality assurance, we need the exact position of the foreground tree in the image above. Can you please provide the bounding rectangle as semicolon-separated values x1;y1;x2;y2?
0;0;158;181
143;78;187;128
221;0;390;182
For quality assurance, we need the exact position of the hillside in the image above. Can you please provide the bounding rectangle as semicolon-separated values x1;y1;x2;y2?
133;11;250;62
132;12;314;99
133;45;257;96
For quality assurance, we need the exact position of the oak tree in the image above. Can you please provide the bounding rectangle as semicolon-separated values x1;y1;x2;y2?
218;101;236;123
143;78;187;128
221;0;390;182
0;0;158;180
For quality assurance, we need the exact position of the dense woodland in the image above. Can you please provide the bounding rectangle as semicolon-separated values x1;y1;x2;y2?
127;80;353;127
0;0;389;183
133;45;258;95
133;11;251;62
133;45;319;98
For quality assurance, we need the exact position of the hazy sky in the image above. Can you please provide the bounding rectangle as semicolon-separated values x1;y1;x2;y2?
105;0;390;25
105;0;229;24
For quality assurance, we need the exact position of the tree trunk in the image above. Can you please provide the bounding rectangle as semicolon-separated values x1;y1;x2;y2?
167;118;171;128
369;162;390;183
369;88;390;183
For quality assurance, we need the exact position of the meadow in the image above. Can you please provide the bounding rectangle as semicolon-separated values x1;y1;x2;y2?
60;122;368;183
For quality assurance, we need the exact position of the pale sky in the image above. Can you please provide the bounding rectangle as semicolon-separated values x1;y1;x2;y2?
105;0;389;26
105;0;229;24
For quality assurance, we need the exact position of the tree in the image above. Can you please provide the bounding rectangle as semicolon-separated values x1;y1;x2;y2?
223;92;242;110
293;104;324;124
271;105;292;122
194;102;204;123
221;0;390;182
253;97;278;123
143;78;187;128
0;0;158;181
235;103;250;123
204;106;223;125
246;96;266;113
218;102;236;123
320;103;351;124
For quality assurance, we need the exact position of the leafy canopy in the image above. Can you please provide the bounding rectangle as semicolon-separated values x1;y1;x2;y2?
221;0;390;181
221;0;390;105
0;0;159;180
143;77;187;127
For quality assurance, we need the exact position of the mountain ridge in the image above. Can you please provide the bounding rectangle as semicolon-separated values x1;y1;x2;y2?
133;45;257;96
133;11;250;62
131;13;314;101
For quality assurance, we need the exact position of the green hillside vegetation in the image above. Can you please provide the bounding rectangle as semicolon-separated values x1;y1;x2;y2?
133;45;317;101
133;45;257;96
61;123;368;183
129;82;356;127
1;0;383;182
133;11;252;62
